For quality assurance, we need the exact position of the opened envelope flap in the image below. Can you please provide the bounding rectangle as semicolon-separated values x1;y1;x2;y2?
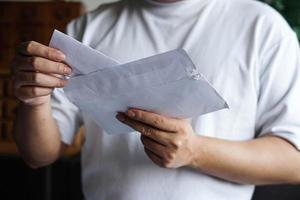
64;49;202;100
49;30;119;76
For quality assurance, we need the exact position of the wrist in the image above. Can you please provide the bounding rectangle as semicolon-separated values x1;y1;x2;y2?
188;134;205;169
19;98;51;113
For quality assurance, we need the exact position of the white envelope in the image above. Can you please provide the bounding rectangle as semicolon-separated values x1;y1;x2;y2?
49;30;120;76
49;30;229;134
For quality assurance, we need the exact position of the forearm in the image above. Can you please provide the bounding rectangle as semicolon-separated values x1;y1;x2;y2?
14;100;64;168
191;135;300;185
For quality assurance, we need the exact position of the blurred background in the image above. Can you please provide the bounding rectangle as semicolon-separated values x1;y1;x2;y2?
0;0;299;199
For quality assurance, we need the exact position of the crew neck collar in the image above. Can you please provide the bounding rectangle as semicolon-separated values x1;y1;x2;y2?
143;0;199;7
135;0;210;18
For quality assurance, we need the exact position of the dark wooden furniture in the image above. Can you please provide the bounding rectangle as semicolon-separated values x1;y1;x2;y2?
0;2;86;199
0;1;85;157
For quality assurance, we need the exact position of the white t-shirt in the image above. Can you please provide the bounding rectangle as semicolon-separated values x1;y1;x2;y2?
51;0;300;199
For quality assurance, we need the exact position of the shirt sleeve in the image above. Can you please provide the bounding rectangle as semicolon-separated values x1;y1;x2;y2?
51;88;83;145
255;32;300;150
50;16;86;145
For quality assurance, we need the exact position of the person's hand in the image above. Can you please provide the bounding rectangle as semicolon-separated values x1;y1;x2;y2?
116;109;197;168
10;41;71;107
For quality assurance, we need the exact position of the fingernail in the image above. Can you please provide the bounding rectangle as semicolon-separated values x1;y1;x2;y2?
56;51;65;60
127;110;135;118
64;67;72;75
116;113;125;122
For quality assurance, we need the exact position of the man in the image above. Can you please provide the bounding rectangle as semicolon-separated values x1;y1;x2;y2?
11;0;300;199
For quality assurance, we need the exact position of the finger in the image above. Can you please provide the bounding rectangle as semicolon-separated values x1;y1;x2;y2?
144;148;164;167
14;71;67;88
13;55;71;75
116;113;170;145
17;41;65;62
15;86;53;99
117;112;170;143
126;108;180;132
49;73;64;79
141;135;168;158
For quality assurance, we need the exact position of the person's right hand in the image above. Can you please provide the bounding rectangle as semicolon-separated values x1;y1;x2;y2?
10;41;72;107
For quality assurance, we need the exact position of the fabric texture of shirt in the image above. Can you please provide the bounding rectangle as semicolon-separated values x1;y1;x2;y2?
51;0;300;199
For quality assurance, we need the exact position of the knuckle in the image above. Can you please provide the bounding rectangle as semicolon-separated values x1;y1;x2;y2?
45;48;51;57
140;126;147;135
153;117;164;126
166;152;175;161
30;87;39;96
57;63;65;74
30;57;39;69
57;79;65;87
144;128;154;136
176;140;183;148
135;110;143;119
46;48;55;59
170;139;181;150
164;153;171;161
161;160;171;168
177;124;187;134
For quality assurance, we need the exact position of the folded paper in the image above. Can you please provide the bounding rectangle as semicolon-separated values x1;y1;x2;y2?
49;30;229;134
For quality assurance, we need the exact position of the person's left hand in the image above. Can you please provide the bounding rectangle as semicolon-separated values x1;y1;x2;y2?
116;108;197;169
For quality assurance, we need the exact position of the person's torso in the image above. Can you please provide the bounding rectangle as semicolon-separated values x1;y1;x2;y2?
74;0;291;199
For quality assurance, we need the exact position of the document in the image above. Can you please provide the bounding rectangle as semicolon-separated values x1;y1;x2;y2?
49;30;229;134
